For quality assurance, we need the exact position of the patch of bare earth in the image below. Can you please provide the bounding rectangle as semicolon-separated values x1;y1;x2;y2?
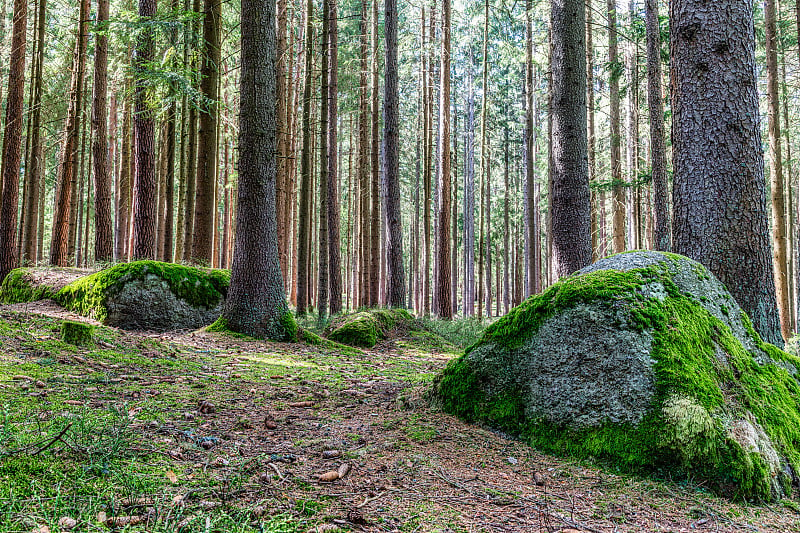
1;304;799;532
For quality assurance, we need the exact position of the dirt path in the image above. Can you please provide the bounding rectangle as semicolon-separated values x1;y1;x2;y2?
0;304;798;532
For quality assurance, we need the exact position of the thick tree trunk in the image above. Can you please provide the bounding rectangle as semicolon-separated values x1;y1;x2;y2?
383;0;405;308
435;0;452;318
132;0;157;260
223;0;292;340
91;0;113;262
671;0;781;345
369;0;380;307
586;0;599;260
646;0;669;252
359;0;371;308
328;0;342;314
525;0;538;293
0;0;26;281
318;0;330;321
116;97;132;261
550;0;592;276
276;0;289;280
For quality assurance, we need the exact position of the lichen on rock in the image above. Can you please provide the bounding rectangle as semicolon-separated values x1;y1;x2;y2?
433;251;800;501
56;261;230;331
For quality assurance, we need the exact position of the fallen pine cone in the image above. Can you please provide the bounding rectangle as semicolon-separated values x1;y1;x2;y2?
337;463;351;479
318;470;340;482
198;400;216;414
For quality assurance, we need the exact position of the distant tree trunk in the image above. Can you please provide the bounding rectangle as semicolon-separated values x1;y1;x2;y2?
328;0;342;314
525;0;537;293
181;0;200;263
550;0;592;276
477;0;489;317
586;0;599;260
49;0;89;266
296;0;313;316
0;0;27;281
463;48;476;315
503;125;510;314
116;97;132;261
435;0;452;318
646;0;669;252
383;0;405;308
369;0;380;307
91;0;113;262
359;0;371;308
192;0;221;264
318;0;330;321
421;7;431;315
671;0;781;345
765;0;790;342
625;0;640;250
223;0;293;340
19;0;45;265
608;0;625;253
132;0;157;260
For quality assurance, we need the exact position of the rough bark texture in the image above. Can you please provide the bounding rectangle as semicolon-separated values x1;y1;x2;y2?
132;0;157;260
276;0;289;281
463;49;476;315
327;0;342;315
765;0;790;342
0;0;27;282
435;0;452;318
586;0;598;261
369;0;380;307
116;98;132;261
525;0;537;295
222;0;292;340
192;0;221;264
49;0;89;266
318;0;330;321
358;0;370;308
91;0;113;262
383;0;405;308
550;0;592;277
646;0;669;252
671;0;781;346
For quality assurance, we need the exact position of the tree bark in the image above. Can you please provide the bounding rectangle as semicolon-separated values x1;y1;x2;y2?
435;0;452;318
608;0;625;253
296;0;313;316
327;0;342;314
318;0;331;321
132;0;157;260
223;0;292;340
646;0;669;252
369;0;380;307
0;0;26;281
116;96;132;261
91;0;113;262
550;0;592;276
671;0;781;345
463;48;476;314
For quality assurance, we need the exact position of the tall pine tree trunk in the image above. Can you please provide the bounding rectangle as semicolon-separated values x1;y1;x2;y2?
435;0;452;318
328;0;342;314
296;0;313;316
646;0;669;251
608;0;625;253
318;0;330;321
92;0;113;262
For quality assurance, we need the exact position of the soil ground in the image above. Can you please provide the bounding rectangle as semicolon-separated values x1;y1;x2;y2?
1;301;799;532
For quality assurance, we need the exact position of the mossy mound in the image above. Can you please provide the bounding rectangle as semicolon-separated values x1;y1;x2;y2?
0;267;92;304
327;308;414;348
56;261;230;331
433;251;800;502
60;320;94;346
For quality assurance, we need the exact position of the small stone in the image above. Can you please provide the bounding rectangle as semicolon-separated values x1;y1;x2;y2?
58;517;77;530
533;472;545;486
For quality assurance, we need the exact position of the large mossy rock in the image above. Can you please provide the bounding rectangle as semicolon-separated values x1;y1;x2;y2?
433;251;800;501
0;267;93;304
327;308;413;348
56;261;230;331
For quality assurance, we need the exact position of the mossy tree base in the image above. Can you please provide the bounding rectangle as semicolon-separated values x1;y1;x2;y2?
61;320;94;346
433;251;800;502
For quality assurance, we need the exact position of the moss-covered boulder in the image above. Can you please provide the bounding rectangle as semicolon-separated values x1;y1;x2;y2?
327;308;413;348
1;267;92;304
433;251;800;501
56;261;230;331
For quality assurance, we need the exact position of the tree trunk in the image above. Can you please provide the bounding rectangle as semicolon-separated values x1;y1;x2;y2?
671;0;781;345
116;97;132;261
608;0;625;253
646;0;669;252
328;0;342;314
0;0;26;281
223;0;293;340
318;0;330;321
586;0;599;261
525;0;538;293
550;0;592;276
132;0;157;260
49;0;89;266
435;0;452;318
383;0;405;308
296;0;313;316
276;0;289;280
91;0;113;262
369;0;380;307
359;0;371;308
463;48;476;315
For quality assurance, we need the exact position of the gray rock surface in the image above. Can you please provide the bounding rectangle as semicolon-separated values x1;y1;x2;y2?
104;274;223;331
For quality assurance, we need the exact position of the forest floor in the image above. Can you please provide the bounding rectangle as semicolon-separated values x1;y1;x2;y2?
1;303;799;532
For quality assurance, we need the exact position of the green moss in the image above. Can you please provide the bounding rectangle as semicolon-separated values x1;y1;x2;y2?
60;321;94;346
0;269;59;304
56;261;230;321
327;308;413;348
280;312;299;342
435;257;800;501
